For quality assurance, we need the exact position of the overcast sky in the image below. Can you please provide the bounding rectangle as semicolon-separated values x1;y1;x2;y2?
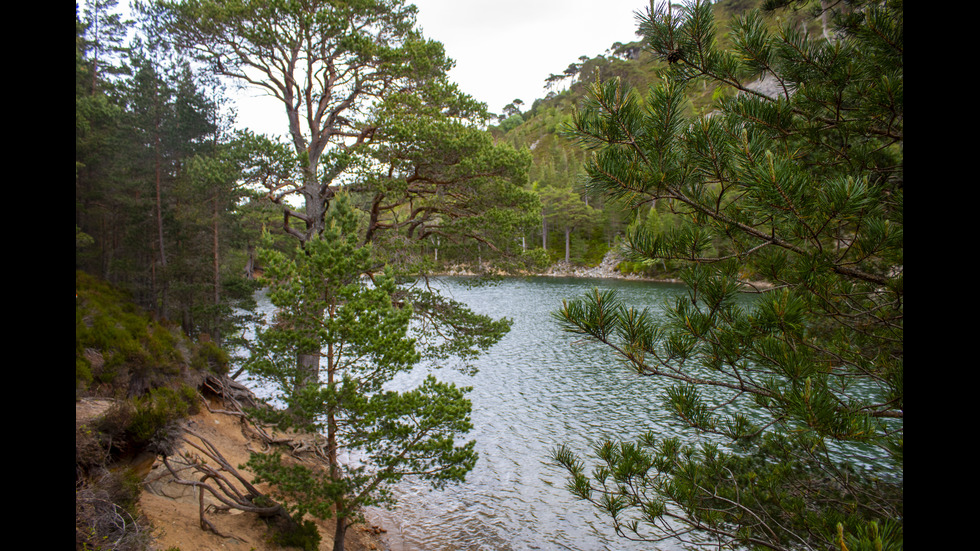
233;0;650;137
410;0;648;112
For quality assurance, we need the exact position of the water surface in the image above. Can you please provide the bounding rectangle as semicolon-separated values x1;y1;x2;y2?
245;274;894;550
372;276;696;551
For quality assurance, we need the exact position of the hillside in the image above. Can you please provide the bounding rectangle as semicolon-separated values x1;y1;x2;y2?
76;393;391;551
486;0;818;276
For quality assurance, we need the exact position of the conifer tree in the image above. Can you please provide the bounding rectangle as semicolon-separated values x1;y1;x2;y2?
552;1;902;549
77;2;258;345
539;184;594;264
245;194;477;551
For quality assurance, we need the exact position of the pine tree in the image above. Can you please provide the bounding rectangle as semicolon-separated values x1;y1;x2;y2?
552;1;902;549
244;195;477;551
539;184;594;264
76;4;131;280
77;2;258;347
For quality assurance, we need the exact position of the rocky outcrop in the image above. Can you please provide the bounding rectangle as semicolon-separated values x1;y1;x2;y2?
541;248;681;282
542;248;624;279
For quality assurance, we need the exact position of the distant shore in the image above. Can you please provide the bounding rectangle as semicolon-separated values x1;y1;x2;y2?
431;255;774;291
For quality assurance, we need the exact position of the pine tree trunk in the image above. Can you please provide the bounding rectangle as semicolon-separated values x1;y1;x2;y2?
212;195;221;344
333;516;347;551
153;88;168;319
245;244;255;279
295;353;321;393
327;340;345;551
542;216;548;250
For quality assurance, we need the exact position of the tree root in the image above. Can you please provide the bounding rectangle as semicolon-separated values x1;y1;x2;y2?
159;374;301;542
160;373;347;543
161;429;291;543
201;373;332;463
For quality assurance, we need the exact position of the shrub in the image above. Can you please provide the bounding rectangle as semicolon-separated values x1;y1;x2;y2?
127;387;193;447
190;340;230;374
76;271;191;395
76;471;151;551
92;386;197;455
267;513;321;551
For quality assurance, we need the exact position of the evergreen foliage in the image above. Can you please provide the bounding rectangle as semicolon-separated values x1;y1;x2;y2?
76;3;262;345
552;1;902;549
151;0;541;414
151;0;542;275
76;271;228;396
77;1;903;549
492;28;671;268
244;195;478;550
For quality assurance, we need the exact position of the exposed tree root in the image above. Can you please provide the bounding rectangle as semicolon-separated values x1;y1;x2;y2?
201;373;332;463
158;374;309;543
161;428;290;543
157;373;347;544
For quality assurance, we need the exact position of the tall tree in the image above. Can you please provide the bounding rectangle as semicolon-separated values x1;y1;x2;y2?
152;0;457;243
552;1;902;550
245;195;477;551
76;3;131;279
78;1;258;344
356;90;542;273
175;134;260;344
126;51;177;315
80;0;131;94
153;0;540;384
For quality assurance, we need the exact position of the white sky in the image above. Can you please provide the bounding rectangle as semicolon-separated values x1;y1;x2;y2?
233;0;650;137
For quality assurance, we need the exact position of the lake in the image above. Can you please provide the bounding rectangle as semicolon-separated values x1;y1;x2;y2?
364;276;702;551
244;273;893;550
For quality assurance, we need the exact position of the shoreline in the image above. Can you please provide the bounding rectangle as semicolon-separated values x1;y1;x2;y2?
429;249;686;284
430;260;773;290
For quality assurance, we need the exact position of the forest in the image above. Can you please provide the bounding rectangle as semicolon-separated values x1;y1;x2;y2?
75;0;771;343
77;1;902;550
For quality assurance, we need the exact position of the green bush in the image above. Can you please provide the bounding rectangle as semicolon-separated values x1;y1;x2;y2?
76;271;185;392
581;240;609;266
127;387;194;447
190;340;230;374
93;386;197;454
77;355;94;388
269;514;321;551
76;271;236;396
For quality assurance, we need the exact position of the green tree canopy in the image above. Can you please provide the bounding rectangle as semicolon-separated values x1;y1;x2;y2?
552;1;902;549
77;2;264;344
150;0;452;239
150;0;533;257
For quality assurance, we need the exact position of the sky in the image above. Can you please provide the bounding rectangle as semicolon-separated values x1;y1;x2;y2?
232;0;650;137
